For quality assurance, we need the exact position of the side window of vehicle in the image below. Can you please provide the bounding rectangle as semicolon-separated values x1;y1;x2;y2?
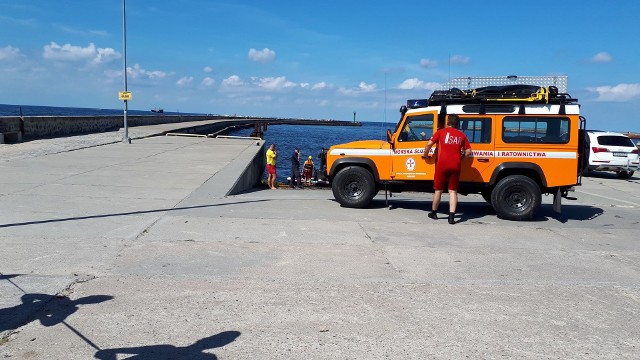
502;117;570;144
461;117;492;143
399;114;434;142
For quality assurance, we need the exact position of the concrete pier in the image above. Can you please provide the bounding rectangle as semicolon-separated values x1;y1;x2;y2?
0;114;359;143
1;124;639;359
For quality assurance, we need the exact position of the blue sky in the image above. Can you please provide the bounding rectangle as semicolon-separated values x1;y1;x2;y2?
1;1;639;132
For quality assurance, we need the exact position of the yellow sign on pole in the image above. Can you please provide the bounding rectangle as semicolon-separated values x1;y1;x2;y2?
118;91;132;101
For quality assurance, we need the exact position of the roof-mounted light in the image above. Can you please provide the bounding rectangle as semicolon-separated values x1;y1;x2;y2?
407;99;429;109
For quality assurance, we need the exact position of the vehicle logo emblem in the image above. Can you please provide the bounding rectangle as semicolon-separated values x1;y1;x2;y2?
406;157;416;171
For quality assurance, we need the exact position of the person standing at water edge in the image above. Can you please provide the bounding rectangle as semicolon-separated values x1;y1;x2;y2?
266;144;277;190
423;115;471;224
303;156;314;185
290;147;302;188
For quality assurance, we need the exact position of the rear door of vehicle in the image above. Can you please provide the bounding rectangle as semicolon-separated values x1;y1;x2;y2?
459;116;495;182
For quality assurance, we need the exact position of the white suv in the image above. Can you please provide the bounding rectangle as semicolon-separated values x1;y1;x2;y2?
585;131;639;179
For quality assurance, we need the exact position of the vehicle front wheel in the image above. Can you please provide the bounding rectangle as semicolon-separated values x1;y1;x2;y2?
616;170;634;179
490;175;541;221
332;166;377;208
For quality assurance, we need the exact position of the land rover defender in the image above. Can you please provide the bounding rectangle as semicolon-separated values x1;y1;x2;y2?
323;76;586;221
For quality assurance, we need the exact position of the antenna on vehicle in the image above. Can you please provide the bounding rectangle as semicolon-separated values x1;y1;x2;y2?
448;53;451;85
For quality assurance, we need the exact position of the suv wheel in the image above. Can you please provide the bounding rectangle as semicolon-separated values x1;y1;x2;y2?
491;175;541;221
332;166;376;208
616;170;634;179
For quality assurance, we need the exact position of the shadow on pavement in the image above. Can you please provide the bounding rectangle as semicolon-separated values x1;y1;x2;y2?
0;292;113;336
366;198;604;224
582;170;639;180
94;331;241;360
0;274;21;281
0;199;271;229
0;283;240;358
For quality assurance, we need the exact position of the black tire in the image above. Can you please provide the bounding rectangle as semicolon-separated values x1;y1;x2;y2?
616;170;634;179
490;175;541;221
332;166;377;208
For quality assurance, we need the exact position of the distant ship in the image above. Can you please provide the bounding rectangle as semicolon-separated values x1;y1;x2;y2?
151;107;164;113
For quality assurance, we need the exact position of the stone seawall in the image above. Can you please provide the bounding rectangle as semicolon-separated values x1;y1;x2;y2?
0;115;221;143
0;115;360;144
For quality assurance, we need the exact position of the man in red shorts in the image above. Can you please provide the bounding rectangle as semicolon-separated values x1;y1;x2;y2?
423;115;472;224
266;143;277;189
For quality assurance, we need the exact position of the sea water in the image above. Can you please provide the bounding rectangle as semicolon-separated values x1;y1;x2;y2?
0;103;397;183
227;122;395;183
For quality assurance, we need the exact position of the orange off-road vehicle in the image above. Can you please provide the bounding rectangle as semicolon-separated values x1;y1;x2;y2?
322;76;587;220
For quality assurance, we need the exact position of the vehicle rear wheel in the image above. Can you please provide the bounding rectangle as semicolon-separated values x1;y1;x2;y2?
616;170;634;179
332;166;376;208
491;175;541;221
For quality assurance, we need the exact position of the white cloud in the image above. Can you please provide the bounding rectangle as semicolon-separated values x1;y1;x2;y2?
42;42;120;64
127;63;167;80
203;66;213;73
221;75;243;87
398;78;440;90
419;58;437;68
338;81;377;95
254;76;296;90
359;81;377;92
591;51;613;63
248;47;276;63
93;47;121;64
588;83;640;102
43;42;95;60
176;76;193;86
0;45;20;60
300;82;330;90
450;55;470;65
201;77;215;87
312;82;329;90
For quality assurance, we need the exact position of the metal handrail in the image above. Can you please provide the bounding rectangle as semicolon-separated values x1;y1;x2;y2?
165;133;207;138
215;135;262;140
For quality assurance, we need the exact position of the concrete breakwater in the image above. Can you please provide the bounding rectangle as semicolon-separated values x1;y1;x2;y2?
0;114;359;143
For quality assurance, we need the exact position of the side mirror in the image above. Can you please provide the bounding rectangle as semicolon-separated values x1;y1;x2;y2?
387;129;395;150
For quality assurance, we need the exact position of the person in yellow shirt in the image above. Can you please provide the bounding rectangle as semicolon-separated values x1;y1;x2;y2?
266;144;277;189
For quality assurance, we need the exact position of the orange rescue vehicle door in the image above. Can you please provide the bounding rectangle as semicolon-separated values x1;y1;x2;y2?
459;116;495;183
391;112;437;181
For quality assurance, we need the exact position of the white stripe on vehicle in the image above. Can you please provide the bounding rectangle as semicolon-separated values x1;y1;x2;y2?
329;149;391;156
331;148;576;159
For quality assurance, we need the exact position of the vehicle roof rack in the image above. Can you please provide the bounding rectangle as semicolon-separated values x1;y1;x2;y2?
443;75;567;93
407;75;577;109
